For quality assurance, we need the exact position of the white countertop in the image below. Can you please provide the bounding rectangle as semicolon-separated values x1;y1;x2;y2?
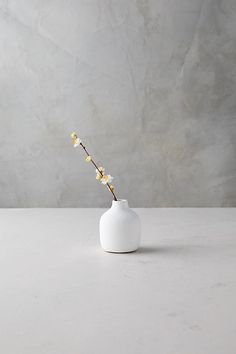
0;208;236;354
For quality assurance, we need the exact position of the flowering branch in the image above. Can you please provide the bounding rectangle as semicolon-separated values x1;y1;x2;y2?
70;132;118;201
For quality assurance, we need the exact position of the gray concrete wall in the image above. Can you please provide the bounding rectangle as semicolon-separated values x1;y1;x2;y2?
0;0;236;207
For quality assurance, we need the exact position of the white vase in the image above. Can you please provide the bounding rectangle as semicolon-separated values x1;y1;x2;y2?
100;199;141;253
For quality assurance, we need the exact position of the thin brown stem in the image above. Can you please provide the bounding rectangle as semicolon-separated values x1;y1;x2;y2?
80;142;118;201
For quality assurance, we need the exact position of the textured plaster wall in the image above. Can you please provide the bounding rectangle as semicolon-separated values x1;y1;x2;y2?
0;0;236;207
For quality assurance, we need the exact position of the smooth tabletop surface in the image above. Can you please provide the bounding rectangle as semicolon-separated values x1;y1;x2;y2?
0;208;236;354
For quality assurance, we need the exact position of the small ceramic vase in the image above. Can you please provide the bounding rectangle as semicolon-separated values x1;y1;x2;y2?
100;199;141;253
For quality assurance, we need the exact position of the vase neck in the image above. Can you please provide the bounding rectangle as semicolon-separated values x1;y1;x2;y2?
112;199;129;209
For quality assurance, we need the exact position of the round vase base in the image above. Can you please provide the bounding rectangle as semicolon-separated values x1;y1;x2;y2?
102;248;138;254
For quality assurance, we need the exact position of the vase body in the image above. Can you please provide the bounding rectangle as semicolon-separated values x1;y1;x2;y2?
100;199;141;253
